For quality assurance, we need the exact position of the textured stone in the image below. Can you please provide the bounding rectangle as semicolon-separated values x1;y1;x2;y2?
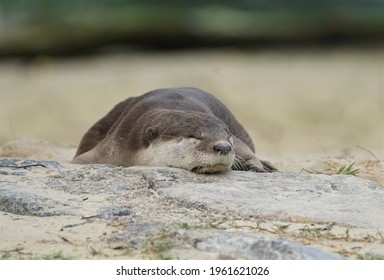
197;234;340;260
1;158;383;259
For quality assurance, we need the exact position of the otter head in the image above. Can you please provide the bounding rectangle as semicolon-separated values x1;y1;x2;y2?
136;110;235;174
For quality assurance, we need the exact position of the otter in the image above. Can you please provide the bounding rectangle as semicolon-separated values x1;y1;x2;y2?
71;87;277;173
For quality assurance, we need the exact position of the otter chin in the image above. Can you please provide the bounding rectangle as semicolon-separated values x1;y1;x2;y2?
71;87;277;173
135;134;236;174
191;164;230;174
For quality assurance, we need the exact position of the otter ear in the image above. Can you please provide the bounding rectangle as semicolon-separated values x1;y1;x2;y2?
147;127;159;142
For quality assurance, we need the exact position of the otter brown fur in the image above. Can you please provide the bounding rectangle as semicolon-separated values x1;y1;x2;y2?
72;87;276;173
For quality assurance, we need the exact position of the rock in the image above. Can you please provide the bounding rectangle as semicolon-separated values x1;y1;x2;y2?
142;169;384;229
197;234;340;260
98;206;134;219
0;158;383;259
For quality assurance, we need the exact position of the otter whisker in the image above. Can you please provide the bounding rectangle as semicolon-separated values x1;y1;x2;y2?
232;156;240;170
233;155;247;171
232;158;239;170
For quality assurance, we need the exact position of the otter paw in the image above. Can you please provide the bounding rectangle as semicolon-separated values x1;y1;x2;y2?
243;159;278;173
260;160;278;172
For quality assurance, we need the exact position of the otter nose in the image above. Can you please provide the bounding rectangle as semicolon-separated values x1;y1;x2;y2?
213;142;232;155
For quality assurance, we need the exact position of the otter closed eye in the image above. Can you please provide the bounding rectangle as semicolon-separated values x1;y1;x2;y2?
71;87;277;173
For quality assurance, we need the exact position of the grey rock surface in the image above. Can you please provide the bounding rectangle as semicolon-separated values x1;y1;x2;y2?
146;169;384;228
1;158;383;259
197;234;340;260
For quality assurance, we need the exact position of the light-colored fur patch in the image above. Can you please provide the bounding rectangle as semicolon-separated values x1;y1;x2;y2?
135;138;235;173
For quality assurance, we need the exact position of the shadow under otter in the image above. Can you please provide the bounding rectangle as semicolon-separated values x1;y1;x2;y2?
72;87;277;173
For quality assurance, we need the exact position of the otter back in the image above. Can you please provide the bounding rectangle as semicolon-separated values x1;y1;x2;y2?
72;87;277;173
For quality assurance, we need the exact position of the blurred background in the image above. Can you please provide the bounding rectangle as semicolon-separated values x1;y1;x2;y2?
0;0;383;159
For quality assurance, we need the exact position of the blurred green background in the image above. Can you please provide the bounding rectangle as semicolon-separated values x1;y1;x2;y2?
1;0;384;57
